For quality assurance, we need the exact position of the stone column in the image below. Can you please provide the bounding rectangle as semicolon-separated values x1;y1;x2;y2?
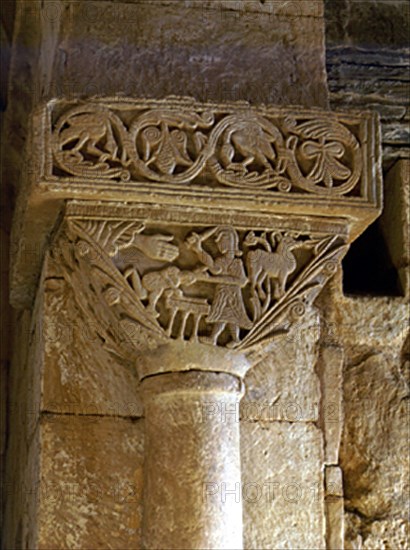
7;97;382;549
139;342;248;549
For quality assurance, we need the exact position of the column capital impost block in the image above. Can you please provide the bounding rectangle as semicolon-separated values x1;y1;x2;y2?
11;96;382;359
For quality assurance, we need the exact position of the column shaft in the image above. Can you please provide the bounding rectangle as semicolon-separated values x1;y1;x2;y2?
141;370;244;550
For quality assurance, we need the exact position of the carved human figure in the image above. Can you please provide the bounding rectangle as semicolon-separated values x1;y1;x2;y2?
186;226;252;347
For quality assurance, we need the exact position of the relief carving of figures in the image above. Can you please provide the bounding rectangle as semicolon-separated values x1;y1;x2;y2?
185;226;252;347
51;102;364;197
207;115;290;190
244;230;301;320
60;218;348;351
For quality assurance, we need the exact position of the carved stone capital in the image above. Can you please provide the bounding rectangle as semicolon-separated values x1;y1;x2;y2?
11;97;382;309
10;96;384;550
48;200;350;371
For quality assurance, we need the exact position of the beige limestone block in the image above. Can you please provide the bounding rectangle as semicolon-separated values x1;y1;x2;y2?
317;346;344;464
38;415;144;549
336;295;409;351
41;263;143;418
242;304;321;422
341;352;409;520
241;421;325;549
325;466;343;498
326;498;344;550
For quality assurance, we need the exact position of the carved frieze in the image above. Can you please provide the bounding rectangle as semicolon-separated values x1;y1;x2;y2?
50;100;366;196
54;207;348;353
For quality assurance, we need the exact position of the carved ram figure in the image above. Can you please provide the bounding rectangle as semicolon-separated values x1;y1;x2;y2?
244;231;299;300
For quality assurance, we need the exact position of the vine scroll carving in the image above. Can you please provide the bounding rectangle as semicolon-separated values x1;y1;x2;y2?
50;100;368;196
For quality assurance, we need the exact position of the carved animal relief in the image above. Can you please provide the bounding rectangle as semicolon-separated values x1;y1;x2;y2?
49;100;371;196
55;218;348;352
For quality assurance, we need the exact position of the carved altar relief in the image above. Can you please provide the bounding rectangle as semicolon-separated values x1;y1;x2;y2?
55;213;348;352
49;99;371;197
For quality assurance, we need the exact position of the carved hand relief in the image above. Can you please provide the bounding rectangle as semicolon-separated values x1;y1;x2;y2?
51;102;364;196
56;218;348;352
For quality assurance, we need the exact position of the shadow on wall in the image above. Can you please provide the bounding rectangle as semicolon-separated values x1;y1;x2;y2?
343;219;403;297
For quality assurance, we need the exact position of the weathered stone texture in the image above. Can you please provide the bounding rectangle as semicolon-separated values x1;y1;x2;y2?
38;415;144;549
241;421;326;549
41;254;143;419
326;498;344;550
325;1;410;167
341;350;409;548
56;1;328;107
325;0;409;48
315;249;410;550
326;46;409;168
380;160;410;293
2;308;41;549
317;346;344;465
242;304;321;422
341;351;409;515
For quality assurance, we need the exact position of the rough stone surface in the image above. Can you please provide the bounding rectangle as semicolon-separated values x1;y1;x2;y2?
38;415;144;549
325;0;410;168
317;345;344;464
315;254;410;550
325;0;410;48
380;160;410;280
326;498;344;550
56;1;328;107
325;466;343;498
326;46;409;169
241;421;326;549
2;307;41;549
341;350;409;548
336;295;408;351
345;512;409;550
242;304;321;422
41;255;143;419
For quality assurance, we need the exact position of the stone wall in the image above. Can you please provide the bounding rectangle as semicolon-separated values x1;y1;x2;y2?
325;0;409;169
1;1;409;549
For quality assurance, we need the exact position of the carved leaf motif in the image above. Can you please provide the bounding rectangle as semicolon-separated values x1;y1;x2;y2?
302;141;352;187
284;118;362;195
64;221;166;349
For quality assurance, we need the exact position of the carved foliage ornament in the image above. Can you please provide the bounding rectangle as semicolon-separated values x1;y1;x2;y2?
55;219;348;352
51;103;363;195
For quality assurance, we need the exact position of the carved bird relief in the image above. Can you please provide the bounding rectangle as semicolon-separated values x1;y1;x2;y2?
220;121;280;174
